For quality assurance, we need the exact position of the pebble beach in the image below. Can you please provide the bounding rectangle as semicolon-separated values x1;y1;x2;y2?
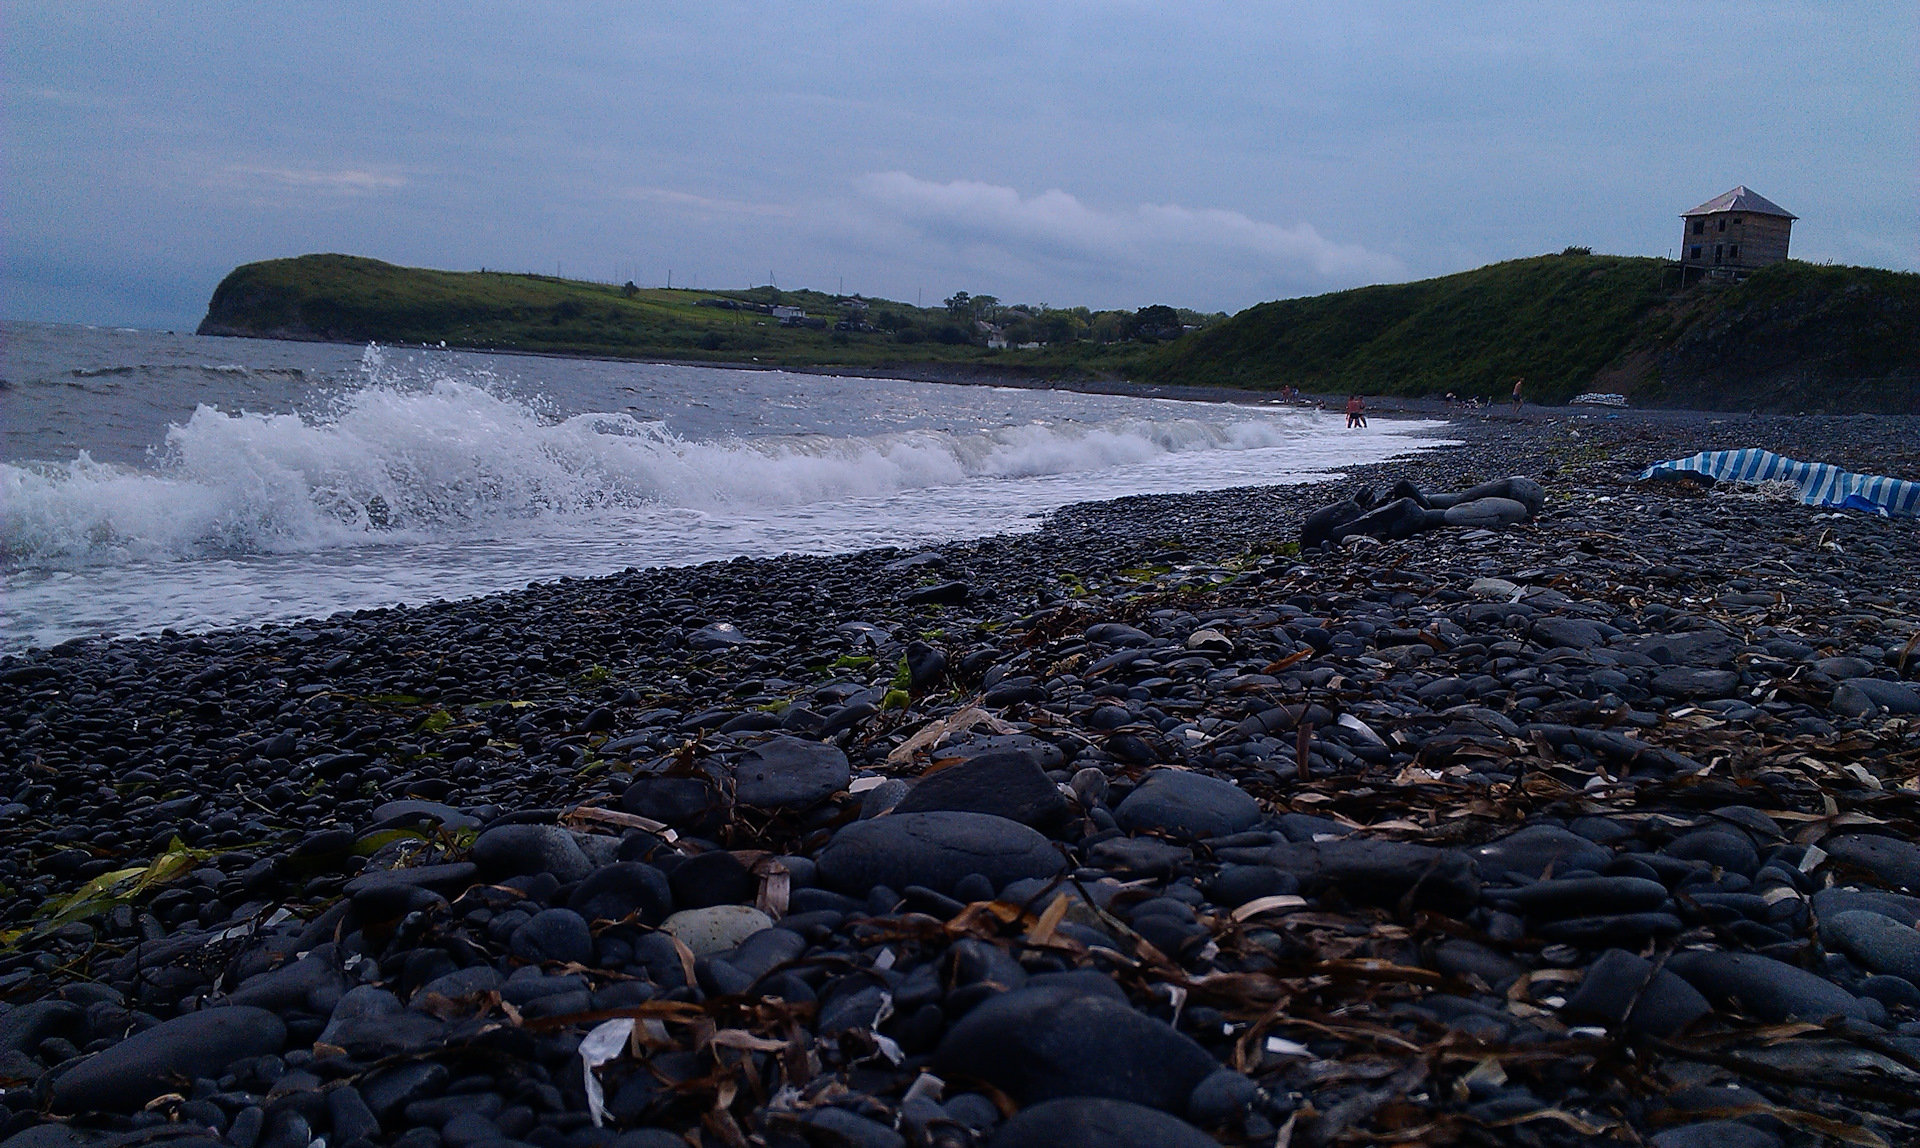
4;406;1920;1148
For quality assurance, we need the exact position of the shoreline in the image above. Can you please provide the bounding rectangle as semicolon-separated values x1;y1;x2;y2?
2;412;1918;1146
130;320;1920;421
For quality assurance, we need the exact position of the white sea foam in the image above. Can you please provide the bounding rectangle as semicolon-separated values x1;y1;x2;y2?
3;332;1450;648
5;376;1374;567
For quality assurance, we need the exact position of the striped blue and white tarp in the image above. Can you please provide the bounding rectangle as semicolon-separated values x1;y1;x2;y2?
1637;448;1920;518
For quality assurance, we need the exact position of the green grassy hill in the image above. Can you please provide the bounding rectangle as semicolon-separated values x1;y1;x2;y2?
195;254;1150;376
1137;253;1920;411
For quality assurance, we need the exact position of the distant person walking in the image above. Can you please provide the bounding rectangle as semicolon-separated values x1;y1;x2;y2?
1511;377;1525;413
1345;394;1366;428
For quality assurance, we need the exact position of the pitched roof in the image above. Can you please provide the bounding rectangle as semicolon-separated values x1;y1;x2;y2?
1681;186;1796;219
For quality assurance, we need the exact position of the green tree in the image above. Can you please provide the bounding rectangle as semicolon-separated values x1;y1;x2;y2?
944;291;971;316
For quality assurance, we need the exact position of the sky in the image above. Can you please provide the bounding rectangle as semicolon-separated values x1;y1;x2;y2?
6;2;1915;328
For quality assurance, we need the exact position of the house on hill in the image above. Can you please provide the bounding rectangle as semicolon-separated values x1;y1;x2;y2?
1680;186;1795;283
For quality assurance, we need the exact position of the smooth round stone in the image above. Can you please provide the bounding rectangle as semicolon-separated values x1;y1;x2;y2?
816;811;1065;896
1830;678;1920;718
1562;949;1711;1037
1667;950;1876;1023
1823;834;1920;892
1470;825;1610;882
51;1006;287;1113
1649;1121;1782;1148
567;862;674;925
1662;829;1759;876
372;799;480;831
990;1097;1217;1148
469;824;592;883
1443;496;1530;528
732;736;850;809
1113;769;1260;840
1651;668;1741;700
1494;876;1669;920
510;908;594;965
1820;910;1920;981
934;985;1218;1113
660;906;774;957
894;749;1067;827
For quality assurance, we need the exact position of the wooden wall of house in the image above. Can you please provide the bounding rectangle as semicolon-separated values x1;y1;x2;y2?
1680;212;1792;270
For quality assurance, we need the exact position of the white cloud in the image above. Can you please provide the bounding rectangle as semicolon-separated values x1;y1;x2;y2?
852;171;1403;285
216;166;407;195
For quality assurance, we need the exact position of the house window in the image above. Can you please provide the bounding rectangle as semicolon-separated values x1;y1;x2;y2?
1692;219;1704;235
1729;245;1739;260
1732;217;1742;225
1714;244;1723;262
1690;246;1702;259
1718;218;1727;232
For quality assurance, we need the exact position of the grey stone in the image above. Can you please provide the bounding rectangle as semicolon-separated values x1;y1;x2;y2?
1563;949;1712;1037
1821;911;1920;981
1444;497;1532;529
510;908;593;965
1113;769;1260;840
1652;668;1742;700
1531;617;1612;650
989;1098;1216;1148
1812;886;1920;927
230;949;348;1013
567;861;673;925
318;986;446;1057
686;623;747;650
935;985;1218;1112
1630;630;1740;668
0;1000;81;1056
661;906;773;957
797;1107;905;1148
1470;825;1611;882
1234;838;1477;913
1831;678;1920;718
817;811;1065;896
51;1006;287;1113
1668;951;1876;1023
1087;836;1191;877
618;774;725;834
469;824;591;883
1824;834;1920;891
733;736;849;808
371;799;480;832
1493;876;1669;920
894;749;1067;827
1663;828;1760;875
1649;1121;1781;1148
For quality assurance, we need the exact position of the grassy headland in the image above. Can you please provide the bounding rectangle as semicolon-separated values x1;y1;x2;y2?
1137;253;1920;411
199;252;1920;412
195;254;1199;379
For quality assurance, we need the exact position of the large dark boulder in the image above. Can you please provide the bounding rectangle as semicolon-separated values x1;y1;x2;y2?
935;985;1217;1113
52;1007;287;1113
733;736;849;809
894;749;1067;827
817;812;1064;896
1113;769;1260;840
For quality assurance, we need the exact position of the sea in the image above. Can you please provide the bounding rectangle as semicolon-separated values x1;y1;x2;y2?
1;321;1445;652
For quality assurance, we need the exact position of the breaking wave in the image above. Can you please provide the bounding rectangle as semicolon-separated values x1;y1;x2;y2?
4;372;1324;568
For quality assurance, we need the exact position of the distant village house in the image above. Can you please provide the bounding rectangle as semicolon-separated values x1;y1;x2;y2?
1679;186;1795;283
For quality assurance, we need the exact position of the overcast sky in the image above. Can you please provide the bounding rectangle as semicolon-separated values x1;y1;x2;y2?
6;2;1915;327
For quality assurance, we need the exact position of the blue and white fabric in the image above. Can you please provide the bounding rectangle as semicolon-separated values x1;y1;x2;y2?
1637;448;1920;519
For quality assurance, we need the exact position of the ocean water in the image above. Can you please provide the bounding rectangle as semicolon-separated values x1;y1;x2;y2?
2;321;1446;651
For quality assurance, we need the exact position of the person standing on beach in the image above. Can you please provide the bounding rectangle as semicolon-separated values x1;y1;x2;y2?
1346;394;1366;428
1511;377;1524;412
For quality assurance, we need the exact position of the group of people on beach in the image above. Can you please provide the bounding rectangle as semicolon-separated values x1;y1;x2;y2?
1345;376;1525;428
